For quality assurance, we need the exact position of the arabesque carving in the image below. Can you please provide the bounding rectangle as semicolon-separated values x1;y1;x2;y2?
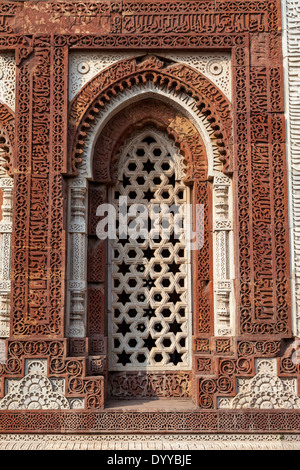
0;0;295;435
68;55;232;176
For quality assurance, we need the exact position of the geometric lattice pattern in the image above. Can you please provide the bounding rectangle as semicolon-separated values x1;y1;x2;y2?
109;128;191;370
0;0;296;436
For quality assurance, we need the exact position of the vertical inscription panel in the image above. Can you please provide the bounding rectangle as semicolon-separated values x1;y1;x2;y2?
11;44;67;337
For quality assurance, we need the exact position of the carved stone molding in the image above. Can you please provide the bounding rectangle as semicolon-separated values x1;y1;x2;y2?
3;1;271;38
79;81;224;181
282;0;300;336
0;359;84;410
11;45;67;338
218;358;300;409
69;51;131;102
165;52;231;101
68;55;232;176
0;433;300;450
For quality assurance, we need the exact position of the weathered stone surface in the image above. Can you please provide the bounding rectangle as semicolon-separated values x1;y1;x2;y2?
0;0;297;437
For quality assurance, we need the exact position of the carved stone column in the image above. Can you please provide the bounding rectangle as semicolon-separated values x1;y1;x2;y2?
213;174;234;336
67;178;88;337
0;174;13;338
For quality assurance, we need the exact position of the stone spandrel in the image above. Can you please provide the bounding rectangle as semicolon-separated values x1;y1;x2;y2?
69;51;231;102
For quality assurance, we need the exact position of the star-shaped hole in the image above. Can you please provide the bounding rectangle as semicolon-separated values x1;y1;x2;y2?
143;188;155;202
169;350;183;366
168;290;182;304
167;262;181;275
122;174;131;188
117;290;131;305
117;350;132;366
143;335;157;351
116;319;131;336
168;318;182;335
118;261;131;276
143;246;155;260
142;159;155;174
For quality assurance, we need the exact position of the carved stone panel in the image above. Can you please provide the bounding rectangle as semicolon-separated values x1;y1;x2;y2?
108;127;192;371
0;0;295;436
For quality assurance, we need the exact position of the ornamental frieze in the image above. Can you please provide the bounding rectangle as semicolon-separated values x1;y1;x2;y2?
0;0;297;442
0;1;272;36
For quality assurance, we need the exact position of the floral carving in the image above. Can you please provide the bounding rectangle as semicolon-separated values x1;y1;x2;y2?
219;359;300;409
68;55;232;176
0;373;71;410
0;0;295;433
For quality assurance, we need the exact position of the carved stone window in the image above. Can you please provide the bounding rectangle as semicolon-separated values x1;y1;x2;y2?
107;127;192;371
65;57;236;403
66;87;235;347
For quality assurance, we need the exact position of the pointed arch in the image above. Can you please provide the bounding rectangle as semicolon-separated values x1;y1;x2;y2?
92;97;208;186
68;55;233;177
65;56;236;389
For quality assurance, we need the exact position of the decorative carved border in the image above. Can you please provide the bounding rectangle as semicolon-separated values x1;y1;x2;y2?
0;0;295;432
282;0;300;336
0;102;14;339
68;55;232;176
0;433;300;450
0;409;300;433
